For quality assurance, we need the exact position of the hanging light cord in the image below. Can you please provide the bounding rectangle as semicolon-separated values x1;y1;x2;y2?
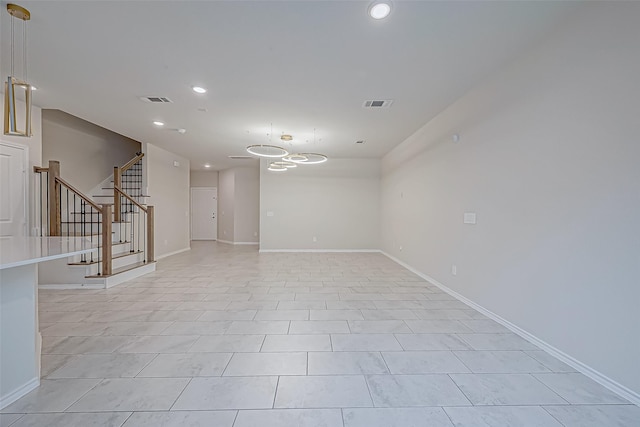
11;13;15;77
9;11;29;81
23;17;28;81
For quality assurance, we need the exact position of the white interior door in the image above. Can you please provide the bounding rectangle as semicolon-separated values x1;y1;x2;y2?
0;142;28;238
191;187;218;240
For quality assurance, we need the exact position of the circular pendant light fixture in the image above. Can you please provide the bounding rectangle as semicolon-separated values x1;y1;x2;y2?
250;125;329;171
288;153;328;164
246;144;288;158
282;153;308;163
267;162;288;172
271;161;297;168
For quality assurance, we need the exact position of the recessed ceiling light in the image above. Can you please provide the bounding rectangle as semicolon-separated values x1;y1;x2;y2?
153;121;164;126
192;86;207;94
30;85;37;91
369;1;391;19
204;164;211;168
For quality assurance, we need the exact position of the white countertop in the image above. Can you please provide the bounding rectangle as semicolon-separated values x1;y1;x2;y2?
0;237;97;270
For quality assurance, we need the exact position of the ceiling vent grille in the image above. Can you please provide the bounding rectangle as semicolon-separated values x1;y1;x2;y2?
363;100;393;108
228;155;254;160
139;96;173;103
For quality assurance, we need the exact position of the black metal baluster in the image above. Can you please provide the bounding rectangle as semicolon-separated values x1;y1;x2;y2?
90;204;94;263
64;188;68;237
81;200;86;263
73;193;76;240
97;208;101;276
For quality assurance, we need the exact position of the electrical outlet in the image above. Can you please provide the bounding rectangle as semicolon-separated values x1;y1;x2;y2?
164;239;168;246
312;236;317;242
451;264;457;276
254;232;258;237
399;246;403;251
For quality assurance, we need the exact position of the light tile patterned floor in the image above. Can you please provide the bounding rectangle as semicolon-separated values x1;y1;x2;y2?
2;242;639;427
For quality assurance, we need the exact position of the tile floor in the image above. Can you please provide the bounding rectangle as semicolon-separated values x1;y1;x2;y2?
2;242;639;426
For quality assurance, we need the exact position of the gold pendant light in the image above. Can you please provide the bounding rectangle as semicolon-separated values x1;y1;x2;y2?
4;3;33;137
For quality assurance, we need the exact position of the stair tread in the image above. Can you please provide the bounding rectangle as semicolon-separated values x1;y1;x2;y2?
85;261;155;278
68;250;143;266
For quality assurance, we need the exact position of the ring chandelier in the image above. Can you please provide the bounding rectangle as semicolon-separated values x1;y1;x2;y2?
246;128;328;172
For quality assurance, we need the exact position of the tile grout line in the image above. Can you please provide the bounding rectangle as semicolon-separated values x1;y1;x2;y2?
271;376;281;409
529;373;572;405
168;377;193;411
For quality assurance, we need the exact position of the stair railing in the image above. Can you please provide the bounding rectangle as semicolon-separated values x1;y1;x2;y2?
114;152;144;222
34;160;112;276
114;185;154;263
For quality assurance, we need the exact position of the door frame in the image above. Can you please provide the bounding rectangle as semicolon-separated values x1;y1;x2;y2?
190;186;217;241
0;140;29;237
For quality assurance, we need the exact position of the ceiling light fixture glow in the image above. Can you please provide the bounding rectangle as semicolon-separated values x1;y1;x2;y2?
153;121;164;126
204;164;211;168
192;86;207;94
271;161;297;169
268;163;288;172
289;153;328;165
246;144;288;158
369;2;391;19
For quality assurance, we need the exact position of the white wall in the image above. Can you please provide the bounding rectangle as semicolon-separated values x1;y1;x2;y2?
190;170;219;187
146;144;190;258
218;169;235;242
381;3;640;397
260;158;380;251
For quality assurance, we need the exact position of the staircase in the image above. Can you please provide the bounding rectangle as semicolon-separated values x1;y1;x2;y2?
34;154;156;289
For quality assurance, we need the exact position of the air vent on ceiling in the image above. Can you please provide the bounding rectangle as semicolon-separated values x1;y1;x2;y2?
363;99;393;108
228;155;253;160
139;96;173;103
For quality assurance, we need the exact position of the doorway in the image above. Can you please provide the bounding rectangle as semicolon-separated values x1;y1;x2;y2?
191;187;217;240
0;141;28;238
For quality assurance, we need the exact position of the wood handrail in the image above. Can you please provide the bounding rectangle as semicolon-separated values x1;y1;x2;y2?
121;152;144;173
114;185;148;212
55;176;104;212
34;166;49;173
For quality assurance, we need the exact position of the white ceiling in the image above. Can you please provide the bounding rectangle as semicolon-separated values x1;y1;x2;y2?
2;1;580;170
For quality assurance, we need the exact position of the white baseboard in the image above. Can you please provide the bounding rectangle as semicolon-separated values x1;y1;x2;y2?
155;247;191;260
39;283;104;290
0;377;39;410
381;251;640;406
259;249;381;253
217;240;259;246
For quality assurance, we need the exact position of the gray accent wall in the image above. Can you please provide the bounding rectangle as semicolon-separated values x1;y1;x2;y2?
190;170;219;187
42;110;140;194
218;167;259;244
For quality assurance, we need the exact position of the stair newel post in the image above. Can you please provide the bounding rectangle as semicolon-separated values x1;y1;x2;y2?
48;160;61;236
113;166;121;223
101;204;113;276
146;205;154;263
